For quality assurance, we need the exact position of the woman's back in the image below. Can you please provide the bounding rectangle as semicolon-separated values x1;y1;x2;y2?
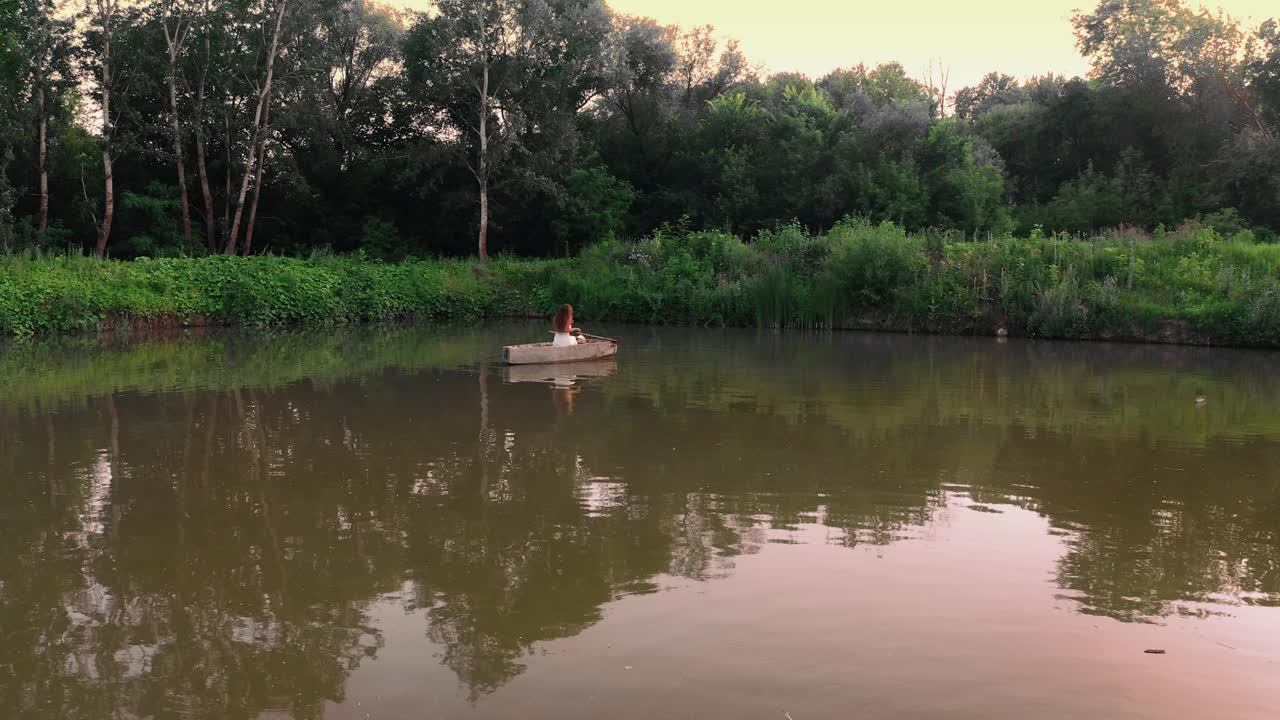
551;304;582;347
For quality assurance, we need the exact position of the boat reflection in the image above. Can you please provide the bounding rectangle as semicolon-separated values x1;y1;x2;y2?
501;358;618;386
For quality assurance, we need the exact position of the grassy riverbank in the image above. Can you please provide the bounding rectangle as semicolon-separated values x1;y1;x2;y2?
3;219;1280;346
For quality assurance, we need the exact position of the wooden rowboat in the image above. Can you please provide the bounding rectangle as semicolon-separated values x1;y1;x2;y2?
503;337;618;365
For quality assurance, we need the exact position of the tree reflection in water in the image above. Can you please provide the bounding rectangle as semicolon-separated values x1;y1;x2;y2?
1;325;1279;714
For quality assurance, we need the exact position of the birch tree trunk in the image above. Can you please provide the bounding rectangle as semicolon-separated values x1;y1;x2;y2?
164;15;194;250
35;3;48;241
477;64;489;263
95;0;116;258
222;113;231;241
37;60;48;241
194;37;216;251
475;11;489;263
225;0;287;255
242;94;272;255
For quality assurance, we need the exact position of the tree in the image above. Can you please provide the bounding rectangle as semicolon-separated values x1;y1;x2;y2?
0;0;19;250
861;62;932;108
955;72;1026;120
924;58;951;117
1245;19;1280;135
1215;22;1280;231
224;0;291;255
290;0;406;168
918;120;1011;234
404;0;611;262
405;0;526;262
31;0;50;237
85;0;130;257
158;0;195;249
1074;0;1247;102
191;0;216;250
551;150;635;253
1073;0;1196;93
0;0;1276;256
671;25;750;117
600;15;676;137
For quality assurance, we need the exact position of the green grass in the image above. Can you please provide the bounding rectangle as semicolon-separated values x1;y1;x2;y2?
0;253;562;336
4;220;1280;346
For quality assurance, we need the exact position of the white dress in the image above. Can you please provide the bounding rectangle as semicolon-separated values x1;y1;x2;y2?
552;332;581;347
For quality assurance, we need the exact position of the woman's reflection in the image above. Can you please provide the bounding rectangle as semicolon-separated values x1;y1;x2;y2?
551;376;579;415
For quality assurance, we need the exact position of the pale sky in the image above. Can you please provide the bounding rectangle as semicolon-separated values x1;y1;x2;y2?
396;0;1278;92
604;0;1277;91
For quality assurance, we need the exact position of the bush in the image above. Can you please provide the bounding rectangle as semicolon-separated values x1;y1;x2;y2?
4;219;1280;347
822;218;926;309
0;254;497;335
1030;268;1090;338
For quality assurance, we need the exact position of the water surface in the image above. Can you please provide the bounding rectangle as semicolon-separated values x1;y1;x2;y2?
2;324;1280;719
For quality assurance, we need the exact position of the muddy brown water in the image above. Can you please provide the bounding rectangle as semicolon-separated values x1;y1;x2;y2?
2;323;1279;719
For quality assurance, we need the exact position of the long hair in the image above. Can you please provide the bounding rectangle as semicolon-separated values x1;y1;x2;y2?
552;304;573;333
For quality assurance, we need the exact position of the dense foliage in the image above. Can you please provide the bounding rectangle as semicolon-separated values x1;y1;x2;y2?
5;220;1280;346
0;0;1276;259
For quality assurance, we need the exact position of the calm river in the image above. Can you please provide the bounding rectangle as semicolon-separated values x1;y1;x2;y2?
2;324;1279;719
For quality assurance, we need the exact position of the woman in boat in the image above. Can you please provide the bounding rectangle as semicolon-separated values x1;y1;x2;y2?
551;304;585;347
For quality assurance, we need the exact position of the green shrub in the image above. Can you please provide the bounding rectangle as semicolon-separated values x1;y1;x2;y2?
4;218;1280;347
1030;268;1090;338
823;217;926;310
